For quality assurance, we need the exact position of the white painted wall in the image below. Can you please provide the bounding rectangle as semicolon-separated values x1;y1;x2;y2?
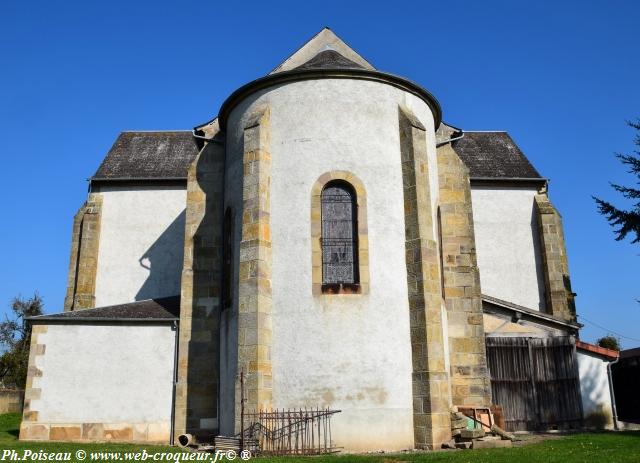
578;350;615;429
31;323;175;429
223;79;440;451
94;185;186;307
471;186;546;311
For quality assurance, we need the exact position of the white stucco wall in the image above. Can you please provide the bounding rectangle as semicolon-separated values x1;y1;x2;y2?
94;185;186;307
471;186;546;311
223;79;440;451
578;350;615;429
31;323;176;440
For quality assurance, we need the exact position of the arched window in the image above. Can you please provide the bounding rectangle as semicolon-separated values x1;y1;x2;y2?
321;181;359;286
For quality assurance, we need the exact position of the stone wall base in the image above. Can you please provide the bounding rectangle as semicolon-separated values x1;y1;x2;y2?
19;421;171;443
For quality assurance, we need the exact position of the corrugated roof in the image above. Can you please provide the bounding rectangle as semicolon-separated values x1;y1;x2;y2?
93;131;199;181
453;132;543;180
29;296;180;322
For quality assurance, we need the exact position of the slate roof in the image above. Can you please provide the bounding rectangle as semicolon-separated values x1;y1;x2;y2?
294;49;365;71
92;130;542;182
29;296;180;322
452;132;543;180
92;131;199;181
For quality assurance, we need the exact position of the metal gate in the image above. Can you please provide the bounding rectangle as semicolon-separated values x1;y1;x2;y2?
486;336;583;431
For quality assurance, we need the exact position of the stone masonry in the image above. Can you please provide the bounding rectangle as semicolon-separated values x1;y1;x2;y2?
174;120;226;440
236;106;273;429
436;141;492;407
398;106;451;449
19;324;47;440
63;193;102;311
534;193;577;322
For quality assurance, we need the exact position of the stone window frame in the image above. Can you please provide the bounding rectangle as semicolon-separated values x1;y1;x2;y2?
311;171;369;296
321;180;359;287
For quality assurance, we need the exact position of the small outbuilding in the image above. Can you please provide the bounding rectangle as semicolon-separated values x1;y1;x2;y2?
576;340;618;429
21;297;179;443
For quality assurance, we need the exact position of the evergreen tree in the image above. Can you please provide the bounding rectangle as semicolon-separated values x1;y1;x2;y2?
594;120;640;243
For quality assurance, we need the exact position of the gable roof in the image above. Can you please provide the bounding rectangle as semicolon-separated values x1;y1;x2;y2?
92;131;199;181
29;296;180;323
452;132;544;180
270;27;374;74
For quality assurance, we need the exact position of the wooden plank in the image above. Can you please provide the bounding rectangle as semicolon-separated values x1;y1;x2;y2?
486;336;582;431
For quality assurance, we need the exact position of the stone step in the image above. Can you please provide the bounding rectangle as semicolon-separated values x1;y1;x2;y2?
472;438;512;449
460;429;485;439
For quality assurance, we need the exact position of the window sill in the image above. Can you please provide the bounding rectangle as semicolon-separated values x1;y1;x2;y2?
321;283;361;295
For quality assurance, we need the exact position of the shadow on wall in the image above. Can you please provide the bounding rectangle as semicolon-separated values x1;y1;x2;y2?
530;203;546;312
182;137;225;436
136;210;186;301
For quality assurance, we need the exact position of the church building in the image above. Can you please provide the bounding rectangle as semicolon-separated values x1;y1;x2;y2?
20;29;583;451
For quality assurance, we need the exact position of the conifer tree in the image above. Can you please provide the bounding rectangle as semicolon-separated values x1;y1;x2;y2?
594;120;640;243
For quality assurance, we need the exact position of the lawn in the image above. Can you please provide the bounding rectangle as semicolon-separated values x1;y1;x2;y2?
2;414;639;463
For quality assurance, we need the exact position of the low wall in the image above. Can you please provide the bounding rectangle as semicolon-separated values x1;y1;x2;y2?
0;390;23;414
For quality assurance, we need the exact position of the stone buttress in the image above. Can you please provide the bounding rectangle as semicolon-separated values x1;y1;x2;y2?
436;138;492;407
64;193;102;311
174;121;226;440
399;106;451;449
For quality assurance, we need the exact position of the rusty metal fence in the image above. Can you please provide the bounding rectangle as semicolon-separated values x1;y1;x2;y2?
242;408;340;455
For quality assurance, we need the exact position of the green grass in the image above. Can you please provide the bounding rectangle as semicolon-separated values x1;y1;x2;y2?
259;431;640;463
1;414;639;462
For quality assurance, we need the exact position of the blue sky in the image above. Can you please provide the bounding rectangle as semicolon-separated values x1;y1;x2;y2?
1;1;638;347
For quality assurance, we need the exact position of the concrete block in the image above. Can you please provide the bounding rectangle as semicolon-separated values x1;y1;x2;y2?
472;438;512;449
461;428;485;439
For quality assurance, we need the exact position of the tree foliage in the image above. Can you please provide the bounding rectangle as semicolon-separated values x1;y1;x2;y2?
596;335;621;352
593;120;640;243
0;294;43;388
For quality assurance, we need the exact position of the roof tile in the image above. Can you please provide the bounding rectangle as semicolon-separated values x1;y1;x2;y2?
30;296;180;322
453;132;543;179
93;132;199;180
